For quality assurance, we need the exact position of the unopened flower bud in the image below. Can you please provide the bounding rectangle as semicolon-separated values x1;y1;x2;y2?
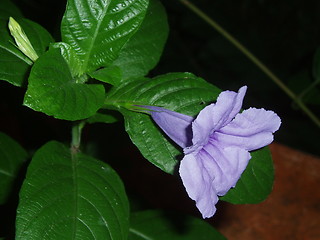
8;17;38;62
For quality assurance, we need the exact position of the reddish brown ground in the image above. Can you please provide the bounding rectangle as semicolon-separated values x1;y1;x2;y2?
213;143;320;240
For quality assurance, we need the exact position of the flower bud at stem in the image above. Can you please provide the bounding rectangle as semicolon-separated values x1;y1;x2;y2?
8;17;39;62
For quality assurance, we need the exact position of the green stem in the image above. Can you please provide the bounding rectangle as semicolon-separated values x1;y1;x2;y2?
71;121;86;152
180;0;320;128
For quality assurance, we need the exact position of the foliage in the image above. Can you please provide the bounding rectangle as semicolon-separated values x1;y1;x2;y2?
0;0;280;239
16;141;129;240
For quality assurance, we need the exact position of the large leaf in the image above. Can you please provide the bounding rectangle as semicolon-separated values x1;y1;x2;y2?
221;147;274;204
0;132;27;204
111;0;169;81
61;0;149;73
16;141;129;240
23;48;105;120
129;210;226;240
106;72;220;173
0;16;54;86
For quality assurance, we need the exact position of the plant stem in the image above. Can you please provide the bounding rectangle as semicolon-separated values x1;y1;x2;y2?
71;121;86;153
179;0;320;128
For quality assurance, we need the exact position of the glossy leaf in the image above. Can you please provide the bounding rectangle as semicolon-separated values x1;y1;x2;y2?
106;72;220;174
89;66;122;86
221;147;274;204
51;42;84;77
61;0;149;73
23;48;105;121
129;210;226;240
16;141;129;240
0;17;53;86
112;0;169;81
0;132;27;204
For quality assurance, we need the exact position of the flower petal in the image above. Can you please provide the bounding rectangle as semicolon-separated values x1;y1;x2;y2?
179;153;219;218
216;107;281;151
201;140;251;195
180;140;250;218
141;106;194;148
190;86;247;153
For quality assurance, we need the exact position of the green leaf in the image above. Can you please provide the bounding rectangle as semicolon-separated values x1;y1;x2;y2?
51;42;84;77
16;141;129;240
0;17;54;86
23;48;105;121
89;66;123;86
61;0;149;73
221;147;274;204
112;0;169;81
106;72;220;174
129;210;226;240
0;132;28;204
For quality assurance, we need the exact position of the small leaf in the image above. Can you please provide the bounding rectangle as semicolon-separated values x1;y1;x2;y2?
24;48;105;121
129;210;226;240
89;66;122;86
112;0;169;81
61;0;149;73
221;147;274;204
0;132;28;204
16;141;129;240
106;72;220;173
0;17;53;86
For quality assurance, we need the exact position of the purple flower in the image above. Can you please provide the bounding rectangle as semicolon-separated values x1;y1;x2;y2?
141;86;281;218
